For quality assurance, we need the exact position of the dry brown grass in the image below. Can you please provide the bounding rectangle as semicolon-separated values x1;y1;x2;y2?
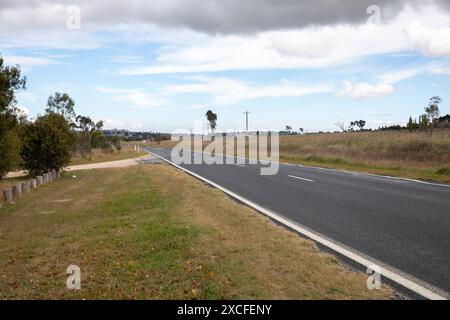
0;164;393;299
70;148;145;165
280;130;450;167
279;130;450;182
143;130;450;182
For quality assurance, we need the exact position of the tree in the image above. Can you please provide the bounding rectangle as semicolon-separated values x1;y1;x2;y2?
0;131;21;180
437;114;450;128
101;140;113;153
110;136;122;152
90;120;106;149
205;110;217;133
425;96;441;128
359;120;366;130
335;121;347;132
407;116;414;132
21;113;75;175
0;56;26;113
75;115;95;158
95;120;104;131
285;125;292;132
418;114;429;131
350;120;366;131
46;92;76;124
91;130;106;149
0;54;26;179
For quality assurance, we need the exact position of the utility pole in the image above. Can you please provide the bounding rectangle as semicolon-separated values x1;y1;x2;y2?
243;111;251;133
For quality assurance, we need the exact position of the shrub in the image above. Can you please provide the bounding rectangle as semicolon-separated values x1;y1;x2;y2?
21;113;75;175
101;140;114;153
0;130;21;179
435;167;450;175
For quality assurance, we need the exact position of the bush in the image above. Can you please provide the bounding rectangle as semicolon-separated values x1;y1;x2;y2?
435;167;450;175
101;140;114;153
0;130;21;179
21;113;75;175
91;130;106;149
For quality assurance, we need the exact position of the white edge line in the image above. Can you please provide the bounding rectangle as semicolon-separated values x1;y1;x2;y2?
288;175;315;182
297;164;450;188
204;150;450;188
147;150;447;300
173;150;450;188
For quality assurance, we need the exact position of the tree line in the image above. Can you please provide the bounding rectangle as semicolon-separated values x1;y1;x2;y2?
405;96;449;132
333;96;449;133
0;55;121;180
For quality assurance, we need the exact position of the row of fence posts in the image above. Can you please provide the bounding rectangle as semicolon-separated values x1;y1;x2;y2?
1;169;61;209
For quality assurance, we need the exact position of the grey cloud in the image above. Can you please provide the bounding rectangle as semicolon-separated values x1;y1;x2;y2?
1;0;449;34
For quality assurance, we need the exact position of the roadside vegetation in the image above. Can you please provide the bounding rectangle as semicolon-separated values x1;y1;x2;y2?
0;54;125;182
278;96;450;181
70;148;146;166
278;130;450;182
0;164;393;299
143;128;450;183
146;96;450;183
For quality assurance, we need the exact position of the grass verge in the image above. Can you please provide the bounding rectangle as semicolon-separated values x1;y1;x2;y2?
281;155;450;183
70;149;145;165
0;164;393;299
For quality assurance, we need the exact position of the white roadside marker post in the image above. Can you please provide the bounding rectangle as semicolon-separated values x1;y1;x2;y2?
14;184;22;199
3;188;13;203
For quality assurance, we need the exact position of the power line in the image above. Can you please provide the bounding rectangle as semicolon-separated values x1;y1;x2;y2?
362;39;450;83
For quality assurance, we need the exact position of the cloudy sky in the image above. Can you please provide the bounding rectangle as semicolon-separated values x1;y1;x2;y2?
1;0;450;132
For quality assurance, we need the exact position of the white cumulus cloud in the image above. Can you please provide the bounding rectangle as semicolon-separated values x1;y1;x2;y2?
337;82;395;98
164;76;333;104
95;86;166;109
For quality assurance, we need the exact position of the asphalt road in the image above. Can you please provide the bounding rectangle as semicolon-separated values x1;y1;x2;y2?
145;147;450;297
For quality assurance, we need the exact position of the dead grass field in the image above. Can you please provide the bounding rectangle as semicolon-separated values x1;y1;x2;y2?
0;164;393;299
279;130;450;182
143;129;450;182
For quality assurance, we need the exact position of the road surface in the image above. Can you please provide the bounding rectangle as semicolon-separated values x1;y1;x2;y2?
145;147;450;298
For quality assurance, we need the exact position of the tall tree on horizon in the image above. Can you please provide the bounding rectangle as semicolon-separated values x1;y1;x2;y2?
205;110;217;133
425;96;442;126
